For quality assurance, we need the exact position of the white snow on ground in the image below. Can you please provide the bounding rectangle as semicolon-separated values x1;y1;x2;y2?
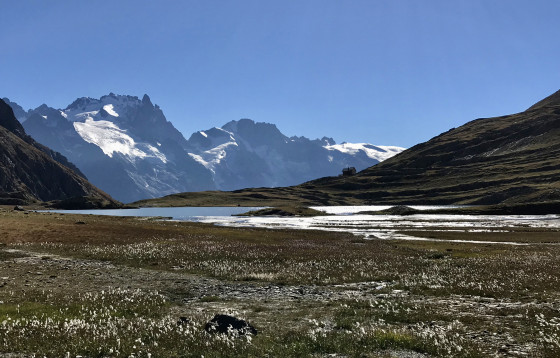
103;104;119;117
324;143;405;162
73;118;167;163
188;141;238;172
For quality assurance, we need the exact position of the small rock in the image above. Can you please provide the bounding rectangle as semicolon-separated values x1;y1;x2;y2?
204;314;257;335
177;316;190;326
13;205;25;211
75;221;86;225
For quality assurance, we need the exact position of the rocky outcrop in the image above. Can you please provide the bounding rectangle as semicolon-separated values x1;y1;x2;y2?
204;314;257;335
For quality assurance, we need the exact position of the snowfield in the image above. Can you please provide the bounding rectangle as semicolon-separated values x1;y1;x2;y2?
324;143;404;162
74;118;167;162
188;141;239;173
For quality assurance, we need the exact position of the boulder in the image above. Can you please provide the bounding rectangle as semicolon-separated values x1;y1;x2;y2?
204;314;257;335
177;316;190;326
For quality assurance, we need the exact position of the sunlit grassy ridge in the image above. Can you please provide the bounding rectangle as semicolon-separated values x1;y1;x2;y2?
1;208;559;356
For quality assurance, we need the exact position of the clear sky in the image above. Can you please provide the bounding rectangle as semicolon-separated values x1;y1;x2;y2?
1;0;560;147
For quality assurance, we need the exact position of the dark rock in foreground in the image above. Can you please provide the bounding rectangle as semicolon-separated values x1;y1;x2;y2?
204;314;257;335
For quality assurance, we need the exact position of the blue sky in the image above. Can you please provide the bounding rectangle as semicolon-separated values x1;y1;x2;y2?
1;0;560;147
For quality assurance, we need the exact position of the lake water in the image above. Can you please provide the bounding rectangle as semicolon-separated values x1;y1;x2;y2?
45;205;457;219
44;206;560;245
45;206;266;221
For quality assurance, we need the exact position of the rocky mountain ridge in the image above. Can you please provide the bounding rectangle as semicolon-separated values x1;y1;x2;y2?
136;89;560;208
185;118;403;191
5;95;404;202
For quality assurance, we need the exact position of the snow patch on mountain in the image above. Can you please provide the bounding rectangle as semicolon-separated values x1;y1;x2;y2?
324;143;404;162
64;94;141;123
73;118;143;158
188;141;238;173
103;104;119;117
73;118;167;163
71;110;100;122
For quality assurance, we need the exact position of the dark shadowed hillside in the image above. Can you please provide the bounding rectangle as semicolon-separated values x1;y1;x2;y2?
0;99;120;207
307;89;560;205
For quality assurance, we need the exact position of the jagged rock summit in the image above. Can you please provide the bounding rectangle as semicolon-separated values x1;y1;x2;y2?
0;98;119;207
185;117;404;190
17;93;214;203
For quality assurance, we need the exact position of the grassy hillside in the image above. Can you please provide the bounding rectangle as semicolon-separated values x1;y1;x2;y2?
135;90;560;209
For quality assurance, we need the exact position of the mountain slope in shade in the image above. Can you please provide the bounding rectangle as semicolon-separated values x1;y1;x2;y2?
296;89;560;205
0;98;118;206
2;98;27;123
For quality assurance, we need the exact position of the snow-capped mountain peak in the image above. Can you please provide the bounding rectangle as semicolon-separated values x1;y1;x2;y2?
185;118;405;190
15;94;214;202
8;94;405;202
64;94;141;122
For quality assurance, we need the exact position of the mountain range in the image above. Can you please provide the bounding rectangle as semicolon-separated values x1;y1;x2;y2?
4;94;404;203
137;89;560;208
0;98;118;207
